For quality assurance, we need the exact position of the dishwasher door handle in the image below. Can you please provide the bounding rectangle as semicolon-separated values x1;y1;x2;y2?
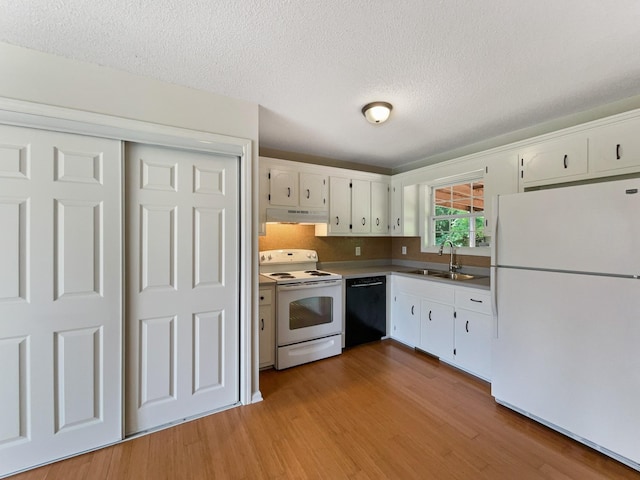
350;282;384;287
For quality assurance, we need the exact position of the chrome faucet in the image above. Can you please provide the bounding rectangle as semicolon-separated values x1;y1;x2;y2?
439;240;460;273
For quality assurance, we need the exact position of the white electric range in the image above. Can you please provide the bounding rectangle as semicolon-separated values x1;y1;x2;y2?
259;249;343;369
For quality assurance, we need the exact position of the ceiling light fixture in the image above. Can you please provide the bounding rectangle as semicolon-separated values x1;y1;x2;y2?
362;101;393;124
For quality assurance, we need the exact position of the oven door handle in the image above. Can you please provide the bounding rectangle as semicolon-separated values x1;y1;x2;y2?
277;280;342;291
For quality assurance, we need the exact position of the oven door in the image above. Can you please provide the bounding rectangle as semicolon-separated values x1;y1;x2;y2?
277;279;342;346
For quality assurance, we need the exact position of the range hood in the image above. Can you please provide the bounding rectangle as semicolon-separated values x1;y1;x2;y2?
266;207;328;224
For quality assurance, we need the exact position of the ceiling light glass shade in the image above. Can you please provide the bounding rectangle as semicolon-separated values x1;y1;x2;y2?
362;102;393;124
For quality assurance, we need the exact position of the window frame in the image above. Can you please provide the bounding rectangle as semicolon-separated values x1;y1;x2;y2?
419;170;490;256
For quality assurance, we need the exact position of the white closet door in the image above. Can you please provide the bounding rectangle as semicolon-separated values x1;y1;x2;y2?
125;143;239;435
0;125;122;477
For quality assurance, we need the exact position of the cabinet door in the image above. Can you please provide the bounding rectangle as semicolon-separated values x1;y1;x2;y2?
454;309;492;380
370;181;389;234
483;152;519;233
328;176;351;234
299;172;327;208
590;116;640;174
390;181;402;236
402;184;419;236
258;303;275;368
420;300;454;362
391;292;420;347
520;135;588;187
269;168;298;206
351;179;371;234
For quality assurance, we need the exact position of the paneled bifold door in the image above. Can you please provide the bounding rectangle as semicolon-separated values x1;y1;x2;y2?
125;143;239;435
0;125;122;477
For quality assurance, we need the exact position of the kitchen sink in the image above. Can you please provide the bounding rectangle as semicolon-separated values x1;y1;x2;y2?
406;269;484;281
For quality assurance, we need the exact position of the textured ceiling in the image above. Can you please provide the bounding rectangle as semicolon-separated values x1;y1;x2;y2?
2;1;640;171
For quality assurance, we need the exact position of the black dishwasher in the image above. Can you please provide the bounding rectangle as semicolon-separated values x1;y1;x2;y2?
345;276;386;348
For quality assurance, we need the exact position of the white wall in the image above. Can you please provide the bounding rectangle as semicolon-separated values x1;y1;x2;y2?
0;42;258;141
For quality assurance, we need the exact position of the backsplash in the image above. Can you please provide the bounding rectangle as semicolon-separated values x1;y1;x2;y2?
258;224;490;268
259;224;391;262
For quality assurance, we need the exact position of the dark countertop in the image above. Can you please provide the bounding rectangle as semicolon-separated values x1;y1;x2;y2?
326;263;491;291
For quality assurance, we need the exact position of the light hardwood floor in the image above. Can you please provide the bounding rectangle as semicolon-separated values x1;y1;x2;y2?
10;340;639;479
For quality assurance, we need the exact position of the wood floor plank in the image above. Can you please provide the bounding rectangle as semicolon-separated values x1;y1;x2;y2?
7;340;639;479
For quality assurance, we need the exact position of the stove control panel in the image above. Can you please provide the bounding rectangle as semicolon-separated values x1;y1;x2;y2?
259;249;318;265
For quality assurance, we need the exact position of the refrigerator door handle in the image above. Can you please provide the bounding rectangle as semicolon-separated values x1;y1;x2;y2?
491;195;499;338
491;266;498;337
491;195;499;263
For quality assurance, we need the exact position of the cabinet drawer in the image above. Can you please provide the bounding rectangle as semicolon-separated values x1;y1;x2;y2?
421;281;455;304
259;288;273;305
454;288;491;314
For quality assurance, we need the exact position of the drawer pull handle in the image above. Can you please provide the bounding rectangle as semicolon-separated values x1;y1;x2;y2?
306;188;310;199
397;218;400;226
411;305;415;315
563;154;568;169
376;218;380;226
465;320;469;333
470;298;483;303
428;310;432;321
616;143;621;160
336;216;339;225
287;187;291;197
362;217;366;226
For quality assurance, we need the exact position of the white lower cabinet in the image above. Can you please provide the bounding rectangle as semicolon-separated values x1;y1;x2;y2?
453;308;492;380
391;291;420;347
258;286;275;368
420;300;454;363
392;275;492;381
453;288;492;380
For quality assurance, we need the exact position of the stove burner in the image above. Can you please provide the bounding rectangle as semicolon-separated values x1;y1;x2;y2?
305;270;331;276
270;272;296;279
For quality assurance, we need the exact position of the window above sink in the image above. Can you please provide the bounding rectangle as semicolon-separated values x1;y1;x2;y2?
418;170;490;256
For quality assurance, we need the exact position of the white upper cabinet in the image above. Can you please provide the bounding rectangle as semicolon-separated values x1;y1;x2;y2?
390;180;418;237
370;181;389;234
351;179;389;235
483;151;519;233
299;172;327;208
269;168;298;206
351;179;371;234
327;176;351;234
261;157;390;237
589;115;640;175
268;168;327;208
517;112;640;190
390;180;402;235
321;175;390;237
519;134;588;187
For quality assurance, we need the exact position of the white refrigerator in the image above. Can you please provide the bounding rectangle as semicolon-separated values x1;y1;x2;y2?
490;178;640;470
